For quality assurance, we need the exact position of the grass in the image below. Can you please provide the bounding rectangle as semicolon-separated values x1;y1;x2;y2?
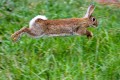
0;0;120;80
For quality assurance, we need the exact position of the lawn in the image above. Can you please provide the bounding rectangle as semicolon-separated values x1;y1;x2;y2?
0;0;120;80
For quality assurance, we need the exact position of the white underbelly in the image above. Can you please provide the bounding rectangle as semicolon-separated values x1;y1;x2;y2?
31;33;79;38
46;33;79;37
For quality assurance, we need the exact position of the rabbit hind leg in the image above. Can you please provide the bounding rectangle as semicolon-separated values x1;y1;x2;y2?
11;27;36;42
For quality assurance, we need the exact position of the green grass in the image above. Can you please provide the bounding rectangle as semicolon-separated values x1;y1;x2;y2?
0;0;120;80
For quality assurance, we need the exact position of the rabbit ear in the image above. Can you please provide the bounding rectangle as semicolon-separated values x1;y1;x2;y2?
84;5;95;18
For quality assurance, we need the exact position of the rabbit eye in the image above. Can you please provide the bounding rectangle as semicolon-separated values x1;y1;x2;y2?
92;17;96;22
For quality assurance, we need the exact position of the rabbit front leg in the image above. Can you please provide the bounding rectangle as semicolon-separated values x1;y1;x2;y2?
86;30;93;38
11;27;36;41
76;28;93;38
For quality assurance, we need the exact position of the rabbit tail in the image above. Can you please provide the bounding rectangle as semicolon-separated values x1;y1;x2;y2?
29;15;47;28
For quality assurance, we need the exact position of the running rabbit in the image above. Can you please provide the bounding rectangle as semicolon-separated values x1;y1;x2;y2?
11;5;98;41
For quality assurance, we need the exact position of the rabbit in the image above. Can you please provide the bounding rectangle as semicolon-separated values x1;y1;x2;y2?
11;5;98;42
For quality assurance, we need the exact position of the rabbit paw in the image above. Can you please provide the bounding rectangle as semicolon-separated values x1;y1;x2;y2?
86;31;93;38
11;33;19;42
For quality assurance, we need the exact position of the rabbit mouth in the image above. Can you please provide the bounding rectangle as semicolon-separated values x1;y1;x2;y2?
89;25;96;28
92;24;98;27
93;25;97;27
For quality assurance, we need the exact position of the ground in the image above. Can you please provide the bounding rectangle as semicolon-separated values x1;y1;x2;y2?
0;0;120;80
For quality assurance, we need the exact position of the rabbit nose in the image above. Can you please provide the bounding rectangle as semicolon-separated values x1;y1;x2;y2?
93;22;98;27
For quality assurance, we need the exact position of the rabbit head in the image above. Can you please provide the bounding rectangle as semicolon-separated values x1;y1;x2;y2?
84;5;98;27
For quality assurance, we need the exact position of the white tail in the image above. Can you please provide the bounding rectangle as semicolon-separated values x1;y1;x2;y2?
29;15;47;28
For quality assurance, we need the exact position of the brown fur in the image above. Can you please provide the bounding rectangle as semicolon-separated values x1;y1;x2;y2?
36;18;90;34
